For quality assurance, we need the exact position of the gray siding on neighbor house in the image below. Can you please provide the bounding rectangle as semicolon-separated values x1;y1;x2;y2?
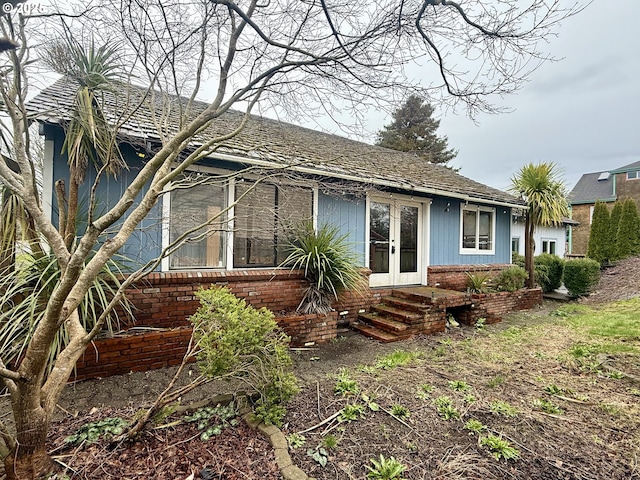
46;126;163;270
429;197;511;265
317;192;366;266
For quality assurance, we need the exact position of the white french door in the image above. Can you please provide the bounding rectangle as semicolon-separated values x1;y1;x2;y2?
368;197;423;287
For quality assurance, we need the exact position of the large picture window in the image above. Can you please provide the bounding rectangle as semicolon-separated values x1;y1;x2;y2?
169;174;227;269
460;204;495;254
233;182;313;268
167;171;314;270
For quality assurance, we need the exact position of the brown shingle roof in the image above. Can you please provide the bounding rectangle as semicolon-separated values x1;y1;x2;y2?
27;77;523;207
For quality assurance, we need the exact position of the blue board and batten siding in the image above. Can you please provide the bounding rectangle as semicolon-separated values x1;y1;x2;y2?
44;126;163;267
429;196;511;265
317;193;366;266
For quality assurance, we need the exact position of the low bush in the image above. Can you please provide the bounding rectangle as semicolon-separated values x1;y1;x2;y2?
563;258;600;297
190;286;298;426
495;265;528;292
535;253;565;293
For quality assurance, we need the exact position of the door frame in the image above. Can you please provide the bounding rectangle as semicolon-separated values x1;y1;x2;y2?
366;194;429;287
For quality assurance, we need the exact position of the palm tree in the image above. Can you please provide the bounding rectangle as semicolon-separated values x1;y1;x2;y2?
510;163;569;288
42;37;125;248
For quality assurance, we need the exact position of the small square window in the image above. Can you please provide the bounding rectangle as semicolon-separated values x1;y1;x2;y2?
628;171;638;180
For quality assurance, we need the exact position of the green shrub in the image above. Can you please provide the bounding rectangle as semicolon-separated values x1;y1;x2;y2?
190;286;298;426
495;265;528;292
512;252;525;268
534;253;565;293
615;199;640;260
587;200;611;264
563;258;600;297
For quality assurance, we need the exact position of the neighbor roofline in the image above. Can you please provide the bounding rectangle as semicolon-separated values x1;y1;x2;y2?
569;197;617;205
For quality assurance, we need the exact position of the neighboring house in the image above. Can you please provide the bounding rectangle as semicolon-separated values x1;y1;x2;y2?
511;213;578;258
28;78;524;290
568;161;640;255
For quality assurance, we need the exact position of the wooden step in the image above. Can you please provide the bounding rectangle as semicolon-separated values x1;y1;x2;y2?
370;304;423;325
382;295;430;313
351;323;412;343
359;312;409;333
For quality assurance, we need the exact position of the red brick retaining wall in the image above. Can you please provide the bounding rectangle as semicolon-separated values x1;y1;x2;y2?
427;264;511;291
455;288;543;326
73;269;373;380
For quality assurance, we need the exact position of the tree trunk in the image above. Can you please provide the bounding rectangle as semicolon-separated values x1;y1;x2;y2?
4;396;54;480
524;216;535;289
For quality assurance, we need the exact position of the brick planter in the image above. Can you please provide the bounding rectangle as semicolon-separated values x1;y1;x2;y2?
455;288;543;326
73;327;193;382
276;311;339;347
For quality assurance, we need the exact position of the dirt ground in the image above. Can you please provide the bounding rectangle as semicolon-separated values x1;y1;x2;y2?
2;257;640;479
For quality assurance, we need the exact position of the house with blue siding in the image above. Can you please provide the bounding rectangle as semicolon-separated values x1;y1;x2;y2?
29;78;523;290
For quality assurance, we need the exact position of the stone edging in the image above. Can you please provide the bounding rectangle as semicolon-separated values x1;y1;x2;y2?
242;411;314;480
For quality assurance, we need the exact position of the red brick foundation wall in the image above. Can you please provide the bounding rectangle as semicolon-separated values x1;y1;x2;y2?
73;269;374;380
427;264;512;291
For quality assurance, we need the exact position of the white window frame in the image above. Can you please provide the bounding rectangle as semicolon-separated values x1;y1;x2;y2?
541;239;557;255
161;166;317;271
459;204;496;255
627;170;638;180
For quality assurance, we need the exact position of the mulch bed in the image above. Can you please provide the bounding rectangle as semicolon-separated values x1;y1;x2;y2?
47;407;280;480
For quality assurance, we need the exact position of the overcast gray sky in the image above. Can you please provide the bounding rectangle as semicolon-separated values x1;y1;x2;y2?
429;0;640;192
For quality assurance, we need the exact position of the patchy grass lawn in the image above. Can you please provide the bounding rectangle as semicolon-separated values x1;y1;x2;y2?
285;299;640;479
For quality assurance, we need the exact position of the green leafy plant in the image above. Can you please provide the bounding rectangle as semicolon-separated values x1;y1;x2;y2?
489;400;518;417
287;433;306;449
495;265;528;292
480;435;520;461
463;419;486;435
334;369;360;396
184;403;239;441
415;384;433;400
475;317;487;330
281;222;367;314
190;286;298;427
375;349;422;370
366;454;406;480
487;375;505;388
307;446;329;467
448;380;469;392
322;434;339;449
340;403;366;422
533;398;563;415
361;393;380;412
466;271;492;293
391;404;410;419
434;396;459;420
65;417;129;446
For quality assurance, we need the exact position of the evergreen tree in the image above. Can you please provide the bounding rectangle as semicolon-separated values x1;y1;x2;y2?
376;95;457;166
608;201;623;260
615;198;640;259
587;200;610;264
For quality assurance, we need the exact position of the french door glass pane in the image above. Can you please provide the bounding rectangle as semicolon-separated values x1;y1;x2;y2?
400;205;418;273
369;201;390;273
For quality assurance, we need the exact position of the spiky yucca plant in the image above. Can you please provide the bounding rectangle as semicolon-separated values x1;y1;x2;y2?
281;222;366;314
